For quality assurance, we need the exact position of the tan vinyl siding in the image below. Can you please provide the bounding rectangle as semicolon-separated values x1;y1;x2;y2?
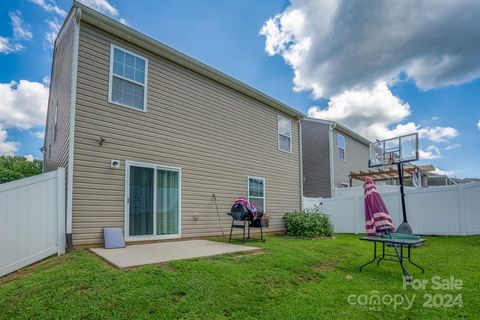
301;120;331;198
44;14;74;192
332;128;369;188
72;22;300;245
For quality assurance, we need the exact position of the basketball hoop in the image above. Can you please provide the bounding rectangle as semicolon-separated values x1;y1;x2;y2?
368;133;419;235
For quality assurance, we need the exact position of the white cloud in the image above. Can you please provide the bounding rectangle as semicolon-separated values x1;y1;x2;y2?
263;1;464;146
42;76;51;87
34;131;45;139
308;82;412;140
431;168;454;176
307;82;458;143
418;127;459;143
477;120;480;130
0;126;19;155
260;0;480;98
0;11;32;54
0;37;24;54
77;0;129;25
0;80;49;130
30;0;67;17
419;145;442;160
44;18;62;48
24;154;36;162
9;11;33;40
78;0;119;17
445;144;461;151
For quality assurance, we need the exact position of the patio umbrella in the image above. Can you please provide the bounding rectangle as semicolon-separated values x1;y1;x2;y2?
364;177;414;281
364;177;395;236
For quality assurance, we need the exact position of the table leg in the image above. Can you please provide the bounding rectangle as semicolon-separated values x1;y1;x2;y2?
360;241;377;272
396;244;411;282
408;246;425;273
377;242;385;266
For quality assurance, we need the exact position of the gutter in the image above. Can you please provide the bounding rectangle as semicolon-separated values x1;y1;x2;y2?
66;7;81;251
328;122;337;197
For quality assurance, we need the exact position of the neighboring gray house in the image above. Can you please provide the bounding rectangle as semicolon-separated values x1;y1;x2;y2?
43;2;304;247
301;118;371;198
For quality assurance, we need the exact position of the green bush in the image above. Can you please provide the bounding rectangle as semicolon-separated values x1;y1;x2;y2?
284;206;334;238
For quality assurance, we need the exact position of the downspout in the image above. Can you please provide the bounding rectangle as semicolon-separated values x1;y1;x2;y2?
66;7;81;251
298;119;304;211
328;123;337;197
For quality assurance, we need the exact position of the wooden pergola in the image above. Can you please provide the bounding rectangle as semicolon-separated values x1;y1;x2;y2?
349;165;435;187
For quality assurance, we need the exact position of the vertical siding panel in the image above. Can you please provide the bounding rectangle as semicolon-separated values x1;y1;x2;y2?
301;120;331;198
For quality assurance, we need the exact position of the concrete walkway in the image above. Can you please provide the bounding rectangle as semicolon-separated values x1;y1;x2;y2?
90;240;260;268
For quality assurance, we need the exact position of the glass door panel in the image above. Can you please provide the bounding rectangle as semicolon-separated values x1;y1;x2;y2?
129;166;154;236
156;169;179;235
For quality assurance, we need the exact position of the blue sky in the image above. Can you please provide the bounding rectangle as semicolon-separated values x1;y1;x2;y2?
0;0;479;178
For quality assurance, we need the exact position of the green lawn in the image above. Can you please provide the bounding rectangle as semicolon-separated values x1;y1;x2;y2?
0;234;478;319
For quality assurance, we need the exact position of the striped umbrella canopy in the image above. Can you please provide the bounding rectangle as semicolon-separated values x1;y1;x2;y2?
364;177;395;236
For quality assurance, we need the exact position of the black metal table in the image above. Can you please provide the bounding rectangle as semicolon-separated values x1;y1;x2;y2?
359;236;426;281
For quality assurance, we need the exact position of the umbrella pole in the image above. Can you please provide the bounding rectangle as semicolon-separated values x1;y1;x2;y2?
397;163;413;234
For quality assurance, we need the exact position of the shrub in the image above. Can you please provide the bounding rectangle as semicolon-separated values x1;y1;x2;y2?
284;206;334;238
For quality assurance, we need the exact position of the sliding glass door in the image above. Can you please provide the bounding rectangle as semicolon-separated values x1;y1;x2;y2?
127;162;181;240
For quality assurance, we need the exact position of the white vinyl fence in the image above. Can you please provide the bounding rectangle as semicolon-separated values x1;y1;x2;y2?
304;183;480;236
0;168;65;277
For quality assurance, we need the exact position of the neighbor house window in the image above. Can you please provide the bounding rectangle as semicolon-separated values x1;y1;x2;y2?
109;44;148;111
248;177;265;213
278;116;291;152
338;133;346;160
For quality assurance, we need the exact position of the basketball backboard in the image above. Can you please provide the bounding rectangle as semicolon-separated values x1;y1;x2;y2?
369;133;419;167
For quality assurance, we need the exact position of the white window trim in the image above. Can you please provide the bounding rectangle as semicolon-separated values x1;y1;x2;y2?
338;133;346;161
247;176;266;213
108;44;149;112
277;115;292;153
124;160;181;242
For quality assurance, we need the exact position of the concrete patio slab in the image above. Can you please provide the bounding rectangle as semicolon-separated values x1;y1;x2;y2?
90;240;260;268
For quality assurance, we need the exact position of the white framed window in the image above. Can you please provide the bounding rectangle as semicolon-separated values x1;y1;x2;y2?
109;44;148;111
338;133;346;160
278;116;292;153
248;176;265;213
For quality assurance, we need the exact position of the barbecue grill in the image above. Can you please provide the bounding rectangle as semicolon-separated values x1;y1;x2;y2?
228;203;265;243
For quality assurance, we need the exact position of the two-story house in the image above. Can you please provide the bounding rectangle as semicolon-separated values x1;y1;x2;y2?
301;118;371;198
44;2;304;248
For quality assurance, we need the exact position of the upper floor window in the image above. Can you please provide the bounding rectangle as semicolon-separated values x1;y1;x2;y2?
338;133;346;160
109;45;148;111
278;116;292;153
